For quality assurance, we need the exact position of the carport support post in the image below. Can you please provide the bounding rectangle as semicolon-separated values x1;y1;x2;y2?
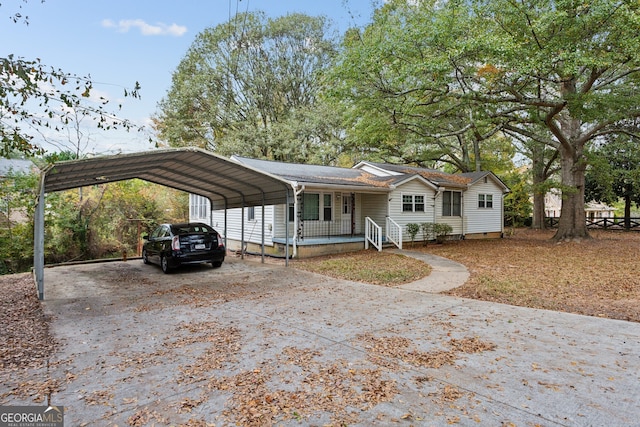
261;195;265;263
285;191;290;265
33;173;45;300
241;204;245;260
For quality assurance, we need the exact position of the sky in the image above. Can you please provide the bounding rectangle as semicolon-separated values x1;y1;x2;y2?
1;0;380;155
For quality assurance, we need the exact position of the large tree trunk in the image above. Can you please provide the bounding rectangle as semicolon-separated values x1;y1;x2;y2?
531;146;547;229
532;191;546;229
624;192;632;230
554;142;590;240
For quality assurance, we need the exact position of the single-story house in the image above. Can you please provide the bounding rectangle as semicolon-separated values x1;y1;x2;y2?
189;156;510;258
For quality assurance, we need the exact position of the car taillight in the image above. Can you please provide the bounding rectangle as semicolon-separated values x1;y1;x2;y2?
172;236;181;251
217;233;225;247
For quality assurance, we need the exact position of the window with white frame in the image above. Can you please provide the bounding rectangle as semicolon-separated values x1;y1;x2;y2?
247;206;255;221
303;193;320;220
289;192;333;221
190;194;209;219
478;194;493;208
402;194;426;212
323;194;332;221
288;202;295;222
442;191;462;216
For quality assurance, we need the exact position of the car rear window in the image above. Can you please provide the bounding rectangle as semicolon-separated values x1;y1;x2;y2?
174;224;214;235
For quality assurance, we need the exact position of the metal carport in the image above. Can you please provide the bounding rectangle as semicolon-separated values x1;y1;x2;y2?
33;147;294;300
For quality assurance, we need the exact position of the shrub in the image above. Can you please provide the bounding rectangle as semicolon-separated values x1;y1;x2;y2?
420;222;434;245
433;223;453;243
406;223;420;247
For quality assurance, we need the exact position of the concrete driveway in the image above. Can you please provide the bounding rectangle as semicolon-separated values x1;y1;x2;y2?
15;258;640;426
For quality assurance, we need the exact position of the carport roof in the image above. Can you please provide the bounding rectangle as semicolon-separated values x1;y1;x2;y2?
42;148;293;209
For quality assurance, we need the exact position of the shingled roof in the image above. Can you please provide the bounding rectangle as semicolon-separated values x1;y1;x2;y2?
233;156;508;192
361;162;472;187
233;157;397;188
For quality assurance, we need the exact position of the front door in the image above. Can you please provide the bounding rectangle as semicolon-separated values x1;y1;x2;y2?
341;193;355;235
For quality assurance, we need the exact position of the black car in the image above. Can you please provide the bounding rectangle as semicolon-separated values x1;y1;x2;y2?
142;222;225;273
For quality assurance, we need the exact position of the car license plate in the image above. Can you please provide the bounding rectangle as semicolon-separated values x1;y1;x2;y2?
195;244;206;250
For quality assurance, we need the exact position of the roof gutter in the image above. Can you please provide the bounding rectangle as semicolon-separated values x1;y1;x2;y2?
293;182;391;193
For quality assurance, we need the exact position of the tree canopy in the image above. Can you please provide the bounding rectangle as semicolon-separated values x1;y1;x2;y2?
328;0;640;239
155;12;342;163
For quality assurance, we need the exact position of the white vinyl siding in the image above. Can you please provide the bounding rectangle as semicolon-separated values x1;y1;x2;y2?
211;205;275;246
189;194;210;222
388;180;436;241
360;193;388;231
464;179;504;234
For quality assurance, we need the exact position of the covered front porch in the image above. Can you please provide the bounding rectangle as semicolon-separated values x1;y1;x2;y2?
272;214;402;258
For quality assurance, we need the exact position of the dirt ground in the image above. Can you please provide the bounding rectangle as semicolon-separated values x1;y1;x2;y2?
1;258;639;426
422;228;640;322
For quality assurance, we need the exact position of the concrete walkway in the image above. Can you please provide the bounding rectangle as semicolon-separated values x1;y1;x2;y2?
389;248;470;293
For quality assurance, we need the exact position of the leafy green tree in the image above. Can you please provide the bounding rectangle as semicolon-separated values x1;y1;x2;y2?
502;170;533;228
327;1;505;172
586;128;640;230
331;0;640;240
451;0;640;239
0;170;37;273
156;12;340;163
44;188;88;263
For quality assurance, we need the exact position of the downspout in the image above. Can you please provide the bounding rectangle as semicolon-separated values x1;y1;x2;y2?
461;189;466;238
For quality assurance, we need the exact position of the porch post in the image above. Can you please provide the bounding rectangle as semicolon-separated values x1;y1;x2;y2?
350;193;355;236
223;201;228;249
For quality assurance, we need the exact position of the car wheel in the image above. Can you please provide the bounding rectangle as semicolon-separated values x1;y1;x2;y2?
211;260;222;268
142;249;149;264
161;256;171;274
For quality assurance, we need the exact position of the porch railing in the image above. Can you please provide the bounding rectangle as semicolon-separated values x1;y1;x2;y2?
365;217;382;251
386;217;402;250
